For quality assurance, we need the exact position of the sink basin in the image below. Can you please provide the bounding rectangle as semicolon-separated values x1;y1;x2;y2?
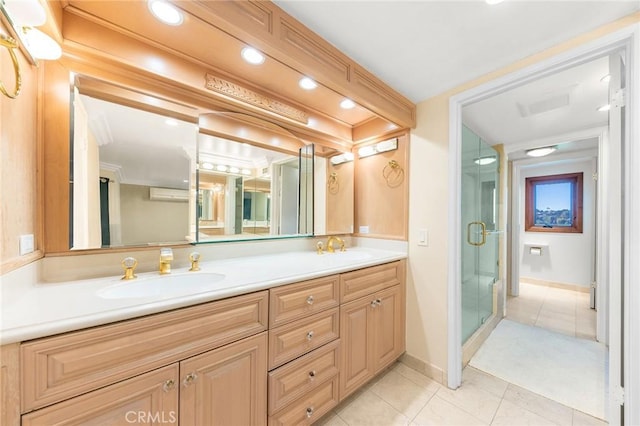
98;272;226;299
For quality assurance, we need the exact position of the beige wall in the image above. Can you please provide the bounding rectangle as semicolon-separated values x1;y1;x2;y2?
405;12;640;383
0;23;42;273
120;184;189;246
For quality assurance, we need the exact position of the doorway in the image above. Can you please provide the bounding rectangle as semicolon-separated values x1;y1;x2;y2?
447;26;639;426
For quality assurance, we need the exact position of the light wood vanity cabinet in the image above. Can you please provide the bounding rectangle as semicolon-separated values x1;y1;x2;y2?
339;261;406;400
12;260;405;425
19;291;269;425
267;276;341;425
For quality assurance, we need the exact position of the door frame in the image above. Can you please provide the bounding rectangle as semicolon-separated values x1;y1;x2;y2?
507;130;605;342
446;24;639;425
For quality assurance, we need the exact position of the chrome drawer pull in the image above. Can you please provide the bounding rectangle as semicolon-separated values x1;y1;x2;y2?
306;295;314;305
162;379;175;392
306;331;314;341
183;372;198;387
308;370;316;380
306;407;314;418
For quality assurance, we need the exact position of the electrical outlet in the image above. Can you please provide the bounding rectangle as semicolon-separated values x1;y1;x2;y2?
359;225;369;234
20;234;34;255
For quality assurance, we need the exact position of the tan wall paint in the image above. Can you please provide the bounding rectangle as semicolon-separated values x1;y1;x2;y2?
406;12;640;382
120;184;189;246
0;22;42;273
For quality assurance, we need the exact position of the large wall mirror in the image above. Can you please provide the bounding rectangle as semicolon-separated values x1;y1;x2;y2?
196;113;313;242
69;76;315;250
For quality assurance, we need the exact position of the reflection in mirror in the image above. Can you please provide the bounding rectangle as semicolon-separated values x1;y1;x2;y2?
196;132;314;242
70;90;198;249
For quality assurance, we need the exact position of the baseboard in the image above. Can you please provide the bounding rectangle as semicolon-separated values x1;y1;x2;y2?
520;276;590;293
399;353;446;385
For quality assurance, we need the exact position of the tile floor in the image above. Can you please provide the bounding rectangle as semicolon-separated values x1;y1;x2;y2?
506;281;596;340
317;363;607;426
315;283;603;426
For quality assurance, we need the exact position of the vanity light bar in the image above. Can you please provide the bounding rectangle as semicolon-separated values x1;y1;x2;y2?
357;138;398;158
330;152;354;165
200;162;253;176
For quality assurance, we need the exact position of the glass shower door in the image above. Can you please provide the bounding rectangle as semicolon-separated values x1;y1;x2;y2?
461;125;499;344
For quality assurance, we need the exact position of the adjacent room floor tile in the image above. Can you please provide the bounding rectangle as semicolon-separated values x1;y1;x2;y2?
411;395;488;426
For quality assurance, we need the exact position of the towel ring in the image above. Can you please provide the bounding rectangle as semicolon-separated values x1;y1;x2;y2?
382;160;404;188
328;172;339;194
0;35;22;99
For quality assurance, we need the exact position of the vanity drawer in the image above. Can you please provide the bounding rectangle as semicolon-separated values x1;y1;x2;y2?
340;260;404;303
268;308;339;370
268;376;339;426
21;291;268;413
269;275;339;327
268;340;340;414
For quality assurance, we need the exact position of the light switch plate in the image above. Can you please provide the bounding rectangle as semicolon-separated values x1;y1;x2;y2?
417;229;429;247
20;234;35;255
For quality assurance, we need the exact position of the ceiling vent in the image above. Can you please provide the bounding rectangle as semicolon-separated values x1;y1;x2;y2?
516;84;577;118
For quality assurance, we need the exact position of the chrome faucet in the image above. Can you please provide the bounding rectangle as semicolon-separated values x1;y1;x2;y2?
159;248;173;274
326;236;346;253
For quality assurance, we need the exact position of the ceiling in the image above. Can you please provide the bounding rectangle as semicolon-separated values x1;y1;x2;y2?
274;0;634;161
274;0;639;103
462;55;610;152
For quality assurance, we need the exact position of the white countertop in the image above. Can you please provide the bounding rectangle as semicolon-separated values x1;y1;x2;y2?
0;247;406;345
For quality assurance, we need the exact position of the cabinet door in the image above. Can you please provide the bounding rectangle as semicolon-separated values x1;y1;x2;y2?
22;364;179;426
180;332;268;426
371;285;405;372
339;297;373;400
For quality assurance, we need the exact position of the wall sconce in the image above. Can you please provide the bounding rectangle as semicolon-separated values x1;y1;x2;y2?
330;152;354;165
1;0;62;99
357;138;398;158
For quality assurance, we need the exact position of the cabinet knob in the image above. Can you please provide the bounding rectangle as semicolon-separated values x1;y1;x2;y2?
308;370;316;380
306;407;314;418
375;298;382;305
306;331;314;341
183;372;198;387
162;379;175;392
306;295;314;305
370;300;378;308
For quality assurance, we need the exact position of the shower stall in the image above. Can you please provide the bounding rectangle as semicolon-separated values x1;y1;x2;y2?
461;125;500;345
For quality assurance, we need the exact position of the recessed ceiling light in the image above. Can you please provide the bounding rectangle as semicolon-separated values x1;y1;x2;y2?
182;179;189;183
165;119;178;126
340;98;356;109
597;104;611;112
148;0;183;26
474;156;497;165
600;74;611;84
485;0;505;4
526;146;557;157
216;165;228;172
201;162;214;170
229;166;240;174
241;47;265;65
299;77;318;90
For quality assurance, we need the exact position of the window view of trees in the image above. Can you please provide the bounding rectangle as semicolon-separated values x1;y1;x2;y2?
534;182;573;227
525;172;583;233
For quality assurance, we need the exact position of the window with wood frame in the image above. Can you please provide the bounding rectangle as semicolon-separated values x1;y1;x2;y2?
525;172;583;233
